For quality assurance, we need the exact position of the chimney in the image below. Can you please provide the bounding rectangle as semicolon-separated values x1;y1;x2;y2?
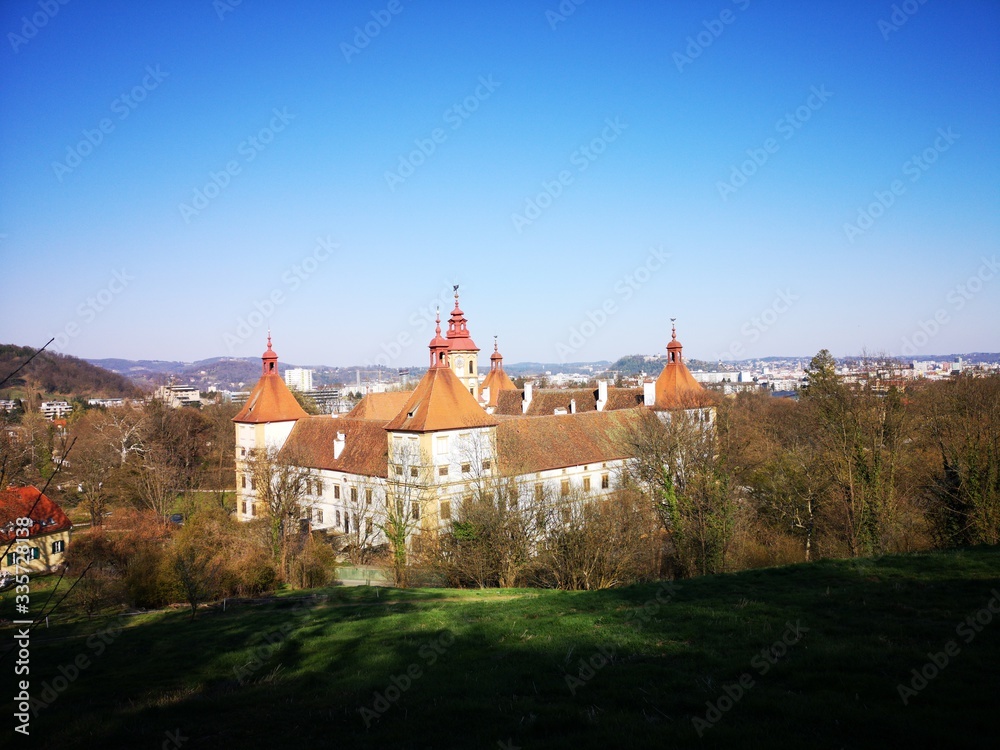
523;382;533;414
643;381;656;407
334;430;346;460
596;380;608;411
570;398;576;414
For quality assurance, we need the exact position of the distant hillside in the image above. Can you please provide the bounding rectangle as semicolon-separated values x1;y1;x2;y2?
0;344;141;398
607;354;724;376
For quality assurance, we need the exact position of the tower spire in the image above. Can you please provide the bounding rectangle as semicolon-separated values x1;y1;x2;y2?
667;318;682;364
429;307;450;369
261;331;279;375
490;335;503;372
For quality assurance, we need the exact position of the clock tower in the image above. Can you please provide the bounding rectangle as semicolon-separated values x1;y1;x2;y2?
445;286;481;397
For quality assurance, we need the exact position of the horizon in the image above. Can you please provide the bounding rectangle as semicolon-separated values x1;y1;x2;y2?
1;1;998;367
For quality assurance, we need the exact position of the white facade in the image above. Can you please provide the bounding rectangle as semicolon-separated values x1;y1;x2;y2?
284;368;314;392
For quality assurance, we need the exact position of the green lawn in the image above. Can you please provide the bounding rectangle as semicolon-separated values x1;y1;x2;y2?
4;547;1000;749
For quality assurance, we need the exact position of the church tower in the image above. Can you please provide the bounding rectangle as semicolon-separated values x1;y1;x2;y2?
445;286;481;397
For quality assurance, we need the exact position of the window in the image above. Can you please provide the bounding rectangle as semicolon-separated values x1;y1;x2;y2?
366;488;373;506
439;466;449;477
250;477;256;490
410;467;419;478
561;479;570;496
461;463;470;473
317;481;323;497
482;459;492;471
241;447;246;456
412;503;420;521
242;500;248;514
366;518;373;535
30;547;39;560
469;387;474;394
601;473;609;489
395;466;403;476
469;361;474;374
440;500;451;520
241;475;247;489
315;508;324;524
583;476;591;492
436;435;448;455
6;553;14;565
345;514;350;533
334;485;341;499
336;510;341;526
251;503;257;517
535;484;544;501
561;507;571;522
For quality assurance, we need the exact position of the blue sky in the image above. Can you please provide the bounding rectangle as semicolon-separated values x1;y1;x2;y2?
1;0;998;368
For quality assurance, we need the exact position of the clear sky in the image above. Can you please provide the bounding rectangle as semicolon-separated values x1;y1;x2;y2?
1;0;998;368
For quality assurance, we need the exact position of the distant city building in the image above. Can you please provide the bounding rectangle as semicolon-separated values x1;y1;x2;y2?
88;398;125;408
154;385;202;408
284;367;314;392
40;401;72;419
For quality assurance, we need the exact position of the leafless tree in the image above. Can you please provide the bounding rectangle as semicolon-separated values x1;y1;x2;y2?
247;445;312;579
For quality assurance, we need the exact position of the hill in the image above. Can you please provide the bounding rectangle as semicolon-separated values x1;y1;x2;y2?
0;344;141;399
6;546;999;749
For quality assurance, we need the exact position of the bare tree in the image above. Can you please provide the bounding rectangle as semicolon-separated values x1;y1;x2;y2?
380;439;427;588
247;445;312;579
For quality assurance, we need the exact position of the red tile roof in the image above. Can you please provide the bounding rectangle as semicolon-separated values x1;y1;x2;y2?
481;367;517;407
654;361;714;409
0;486;72;543
279;417;389;478
385;366;498;432
346;391;414;422
494;386;645;416
233;373;308;424
496;410;642;474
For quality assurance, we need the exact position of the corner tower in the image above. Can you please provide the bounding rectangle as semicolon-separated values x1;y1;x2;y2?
233;333;308;519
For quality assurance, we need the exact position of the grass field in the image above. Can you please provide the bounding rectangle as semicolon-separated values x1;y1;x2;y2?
4;547;999;749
